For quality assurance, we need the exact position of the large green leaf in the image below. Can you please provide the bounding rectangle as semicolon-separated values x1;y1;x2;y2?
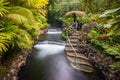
100;7;120;18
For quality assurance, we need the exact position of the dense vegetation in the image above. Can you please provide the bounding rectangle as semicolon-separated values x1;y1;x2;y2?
0;0;48;75
0;0;120;78
47;0;120;72
88;7;120;72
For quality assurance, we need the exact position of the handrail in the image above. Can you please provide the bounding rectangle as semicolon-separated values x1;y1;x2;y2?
66;25;78;66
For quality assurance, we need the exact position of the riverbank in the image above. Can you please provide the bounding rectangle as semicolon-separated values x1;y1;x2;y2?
78;31;120;80
0;29;48;80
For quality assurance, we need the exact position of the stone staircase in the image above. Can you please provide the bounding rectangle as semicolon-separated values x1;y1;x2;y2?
65;31;94;72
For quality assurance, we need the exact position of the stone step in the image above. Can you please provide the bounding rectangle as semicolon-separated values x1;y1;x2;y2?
68;38;78;41
67;39;78;43
66;56;93;67
72;32;80;36
70;39;78;41
70;63;94;73
65;43;78;47
66;52;89;60
75;31;80;33
66;56;89;63
65;47;78;52
69;36;79;39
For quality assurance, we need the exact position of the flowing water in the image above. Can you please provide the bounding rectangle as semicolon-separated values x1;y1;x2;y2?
18;28;104;80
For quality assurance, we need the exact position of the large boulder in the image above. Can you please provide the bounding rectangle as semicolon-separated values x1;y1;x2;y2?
81;22;95;34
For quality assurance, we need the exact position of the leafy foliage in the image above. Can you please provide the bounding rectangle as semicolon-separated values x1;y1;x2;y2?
0;0;48;65
110;61;120;72
88;30;99;39
61;32;67;40
100;8;120;37
7;6;34;25
88;7;120;71
0;0;9;17
25;0;48;8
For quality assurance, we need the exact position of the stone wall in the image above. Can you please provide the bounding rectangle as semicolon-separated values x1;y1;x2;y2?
78;42;120;80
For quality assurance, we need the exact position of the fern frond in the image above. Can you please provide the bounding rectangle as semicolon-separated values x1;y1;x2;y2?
0;0;9;17
7;6;34;24
0;36;9;52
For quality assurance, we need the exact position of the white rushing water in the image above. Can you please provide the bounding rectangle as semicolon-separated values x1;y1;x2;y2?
33;28;64;59
47;28;62;34
34;44;65;58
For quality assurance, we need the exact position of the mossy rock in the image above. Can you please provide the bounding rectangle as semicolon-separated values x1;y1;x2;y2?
82;22;95;34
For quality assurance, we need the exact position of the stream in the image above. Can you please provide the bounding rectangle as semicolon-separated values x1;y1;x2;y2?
18;28;104;80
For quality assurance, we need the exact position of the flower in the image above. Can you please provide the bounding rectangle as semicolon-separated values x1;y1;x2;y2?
103;28;107;33
99;36;104;41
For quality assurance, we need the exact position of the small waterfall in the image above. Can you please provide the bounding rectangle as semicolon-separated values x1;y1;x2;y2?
35;40;65;46
46;28;63;41
33;43;65;59
47;28;62;34
33;28;65;59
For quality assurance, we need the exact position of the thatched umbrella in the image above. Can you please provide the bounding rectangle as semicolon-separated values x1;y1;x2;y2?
65;11;85;22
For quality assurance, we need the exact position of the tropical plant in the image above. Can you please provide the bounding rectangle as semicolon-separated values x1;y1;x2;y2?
0;0;9;17
88;7;120;72
0;0;48;67
100;7;120;37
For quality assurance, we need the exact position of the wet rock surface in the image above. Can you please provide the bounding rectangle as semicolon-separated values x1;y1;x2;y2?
1;49;31;80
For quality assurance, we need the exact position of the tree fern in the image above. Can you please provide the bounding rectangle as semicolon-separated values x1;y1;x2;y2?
0;36;9;53
4;23;33;49
13;27;33;49
0;0;9;17
25;0;48;8
7;6;34;25
0;24;15;52
0;21;34;53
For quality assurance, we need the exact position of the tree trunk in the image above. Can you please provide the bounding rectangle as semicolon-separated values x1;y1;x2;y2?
0;57;2;66
73;13;76;22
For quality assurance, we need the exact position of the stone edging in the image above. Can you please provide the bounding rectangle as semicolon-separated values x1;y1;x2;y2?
1;29;48;80
78;31;120;80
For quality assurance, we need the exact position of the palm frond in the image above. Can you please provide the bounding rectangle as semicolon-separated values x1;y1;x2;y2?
0;36;9;52
7;13;28;24
5;24;33;49
7;6;34;24
13;27;33;49
0;0;9;17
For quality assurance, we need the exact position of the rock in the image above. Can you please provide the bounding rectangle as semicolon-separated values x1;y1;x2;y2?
17;61;25;68
12;76;17;80
7;73;10;79
11;61;17;68
3;76;6;80
81;23;95;33
109;73;114;79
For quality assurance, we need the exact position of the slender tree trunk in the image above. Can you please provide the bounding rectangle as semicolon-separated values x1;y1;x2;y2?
73;13;76;22
0;57;2;66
